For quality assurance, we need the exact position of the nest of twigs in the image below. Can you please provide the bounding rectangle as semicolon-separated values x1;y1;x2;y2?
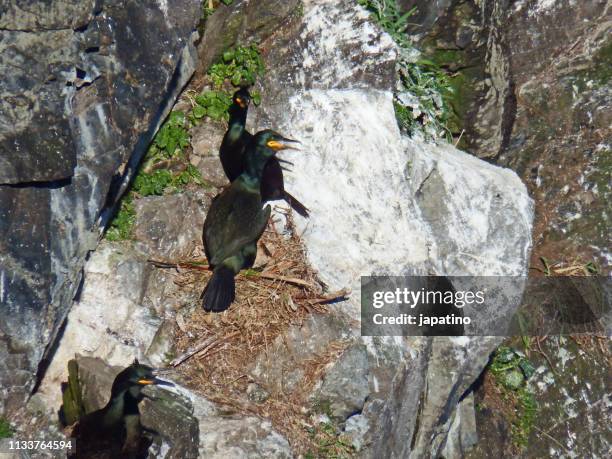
149;210;350;452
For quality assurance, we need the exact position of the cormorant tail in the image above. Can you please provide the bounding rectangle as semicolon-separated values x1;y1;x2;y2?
202;266;236;312
283;191;309;218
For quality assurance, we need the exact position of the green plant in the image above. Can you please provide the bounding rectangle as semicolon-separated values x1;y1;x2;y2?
208;44;265;88
150;111;190;158
489;346;538;449
358;0;453;141
0;417;13;439
133;169;174;196
191;90;233;122
105;107;206;241
105;197;136;241
512;388;537;447
171;164;205;189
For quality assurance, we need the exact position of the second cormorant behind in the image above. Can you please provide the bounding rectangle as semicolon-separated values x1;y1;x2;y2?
219;88;309;218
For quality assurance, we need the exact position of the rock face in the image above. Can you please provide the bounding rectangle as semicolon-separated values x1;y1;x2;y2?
312;345;370;421
248;0;533;456
0;0;201;416
12;0;536;457
407;0;611;268
197;0;301;74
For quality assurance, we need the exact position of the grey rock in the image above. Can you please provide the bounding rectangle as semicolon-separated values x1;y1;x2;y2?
258;0;397;98
197;416;292;459
133;190;212;259
342;414;370;452
0;0;201;417
250;314;349;393
440;393;478;459
247;1;532;457
313;345;370;422
197;0;301;75
411;337;501;457
246;383;270;404
408;0;611;267
36;243;164;407
194;156;229;188
190;120;226;158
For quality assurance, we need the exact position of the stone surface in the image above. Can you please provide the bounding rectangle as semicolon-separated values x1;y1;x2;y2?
3;1;547;457
190;120;227;159
247;1;534;457
133;190;212;259
194;156;229;188
250;314;349;393
410;0;611;268
0;0;201;417
196;0;301;75
37;243;170;408
411;337;500;457
312;345;370;422
197;416;292;459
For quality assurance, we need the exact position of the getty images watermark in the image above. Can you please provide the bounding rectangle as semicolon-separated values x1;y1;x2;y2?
361;276;611;336
371;285;484;327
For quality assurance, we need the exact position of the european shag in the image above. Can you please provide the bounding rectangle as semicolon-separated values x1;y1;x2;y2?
69;361;172;459
219;88;309;217
203;130;300;312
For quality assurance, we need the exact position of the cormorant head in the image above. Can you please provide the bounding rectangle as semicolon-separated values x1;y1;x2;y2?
243;130;300;178
252;129;300;158
110;360;173;400
232;87;251;110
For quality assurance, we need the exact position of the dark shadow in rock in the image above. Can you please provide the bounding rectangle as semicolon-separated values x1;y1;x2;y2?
31;317;69;396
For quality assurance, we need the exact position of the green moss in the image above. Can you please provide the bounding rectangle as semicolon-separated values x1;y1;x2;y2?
570;39;612;91
105;197;136;241
60;359;85;426
489;346;538;449
0;417;13;439
512;388;537;448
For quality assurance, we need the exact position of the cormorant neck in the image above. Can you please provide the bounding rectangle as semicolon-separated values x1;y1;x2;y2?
103;389;141;425
228;104;247;128
244;148;269;181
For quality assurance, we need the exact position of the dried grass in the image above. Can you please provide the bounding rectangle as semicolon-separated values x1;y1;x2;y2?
153;211;351;454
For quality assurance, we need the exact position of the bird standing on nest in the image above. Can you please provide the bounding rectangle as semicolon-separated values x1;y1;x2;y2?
203;130;301;312
219;88;309;218
68;361;173;459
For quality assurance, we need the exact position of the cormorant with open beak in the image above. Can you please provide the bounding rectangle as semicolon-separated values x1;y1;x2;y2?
69;361;173;459
203;130;300;312
219;88;309;217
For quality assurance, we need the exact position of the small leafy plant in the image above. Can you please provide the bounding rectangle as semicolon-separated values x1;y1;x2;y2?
105;197;136;241
489;346;538;448
0;417;14;439
149;111;190;158
191;90;233;122
105;111;205;241
357;0;453;141
208;44;265;89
